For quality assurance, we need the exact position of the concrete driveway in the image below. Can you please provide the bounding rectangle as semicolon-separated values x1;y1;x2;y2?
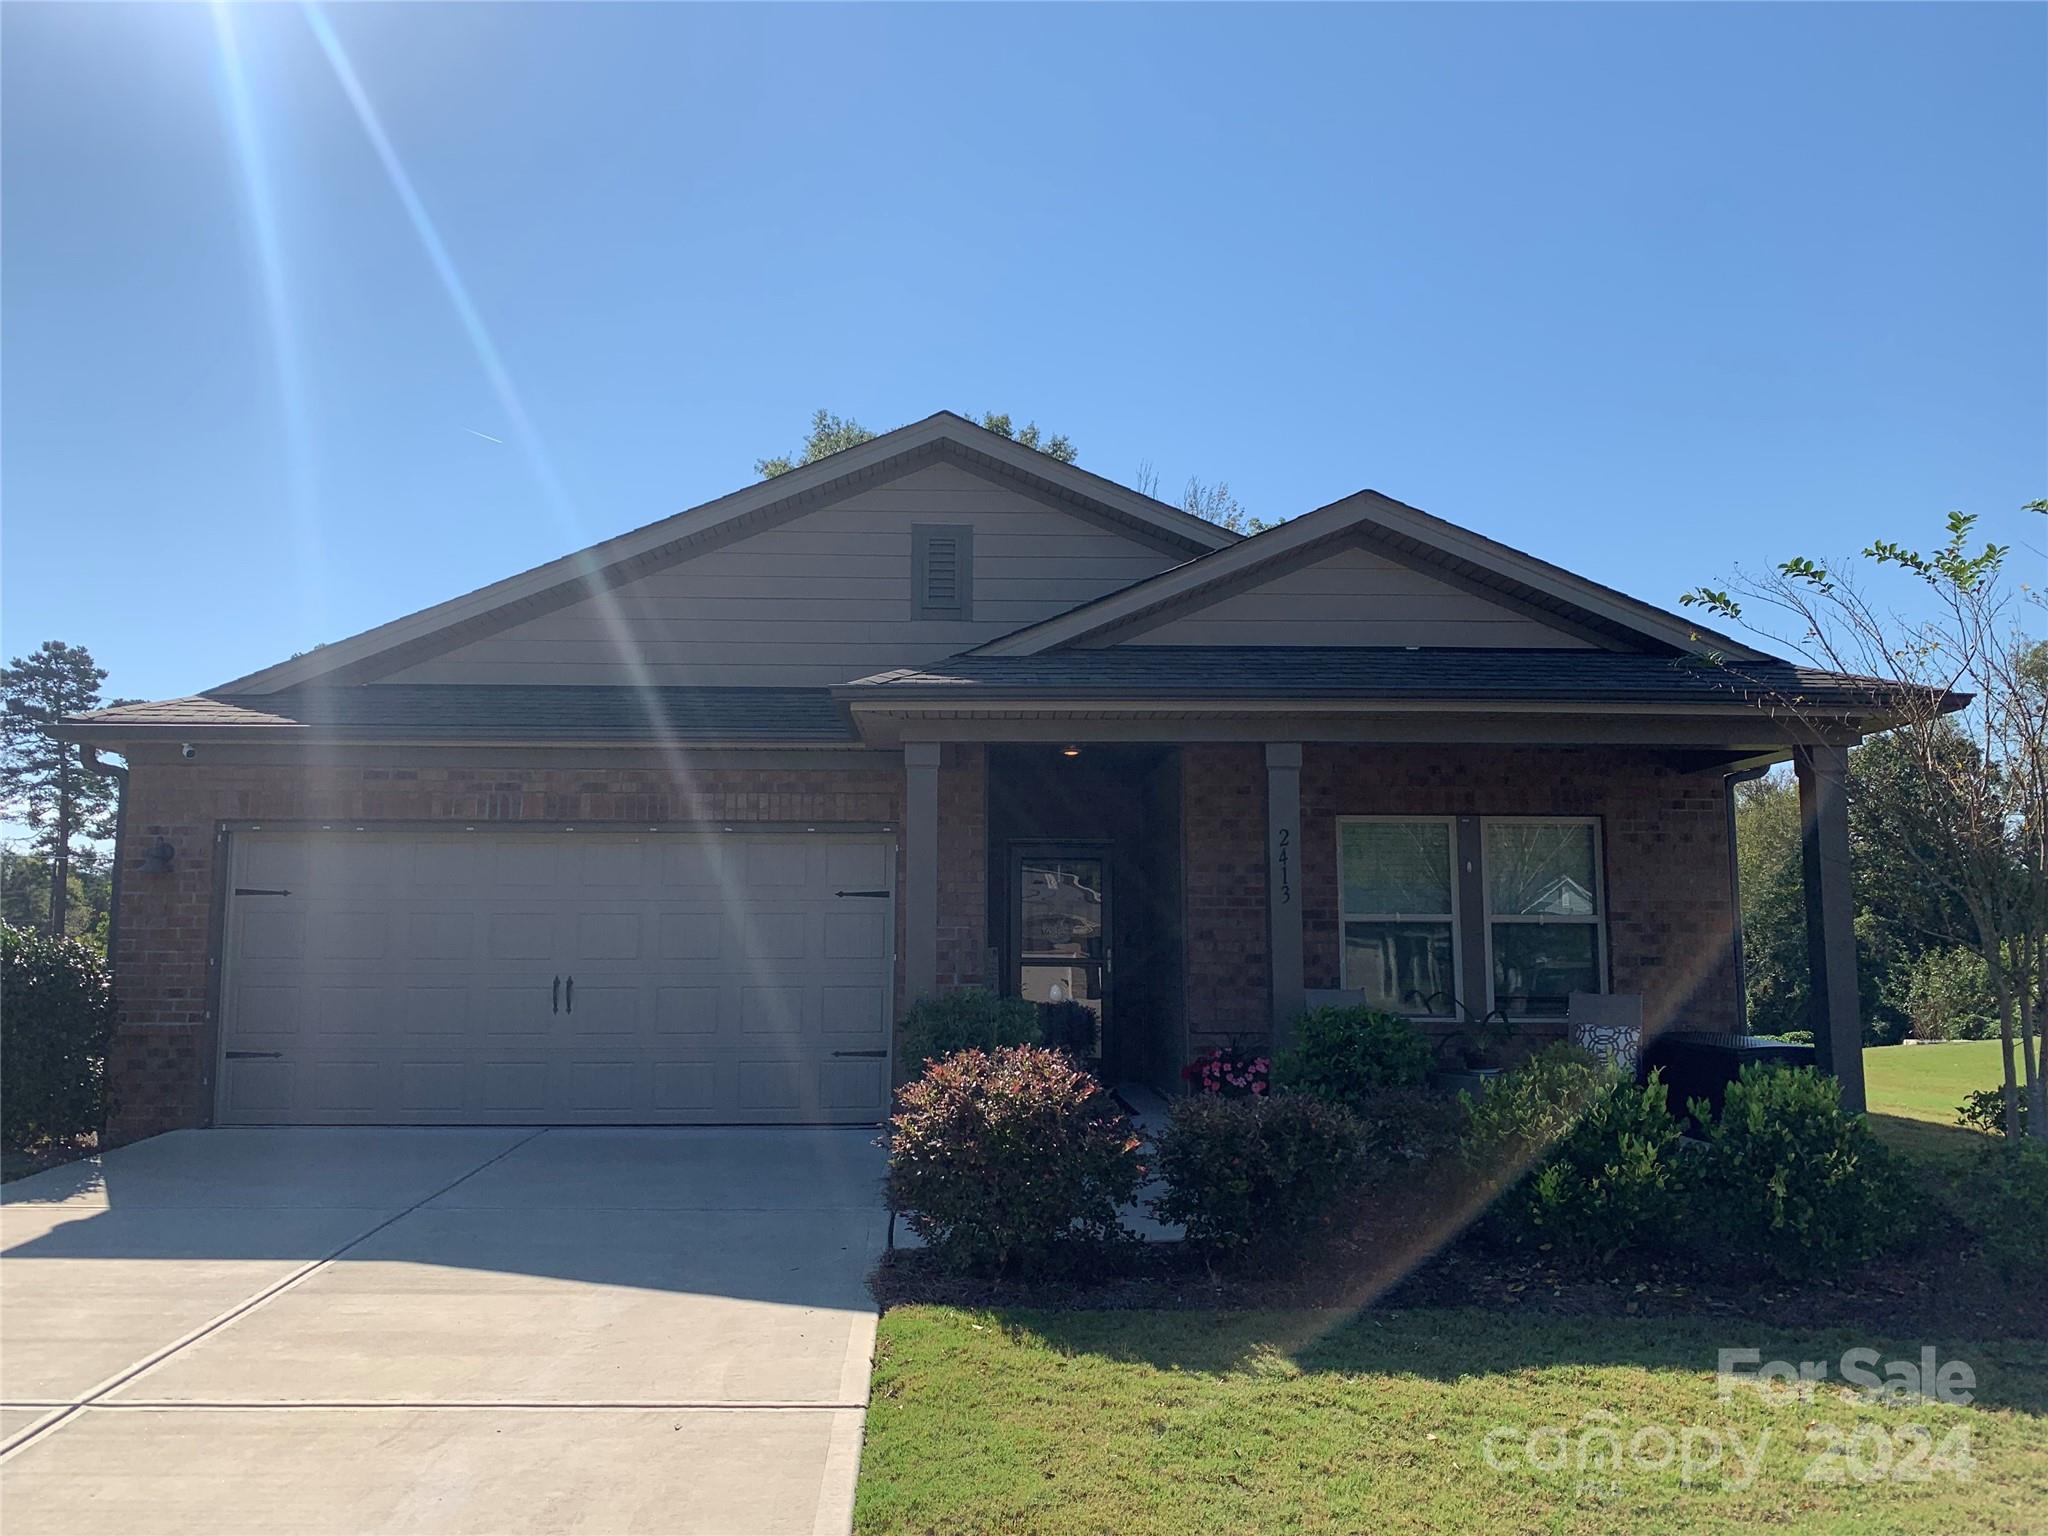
0;1126;889;1535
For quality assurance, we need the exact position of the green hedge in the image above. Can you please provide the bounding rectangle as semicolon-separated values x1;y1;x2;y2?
896;989;1041;1073
2;923;116;1149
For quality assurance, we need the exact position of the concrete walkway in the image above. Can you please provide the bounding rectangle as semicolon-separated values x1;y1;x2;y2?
0;1126;889;1535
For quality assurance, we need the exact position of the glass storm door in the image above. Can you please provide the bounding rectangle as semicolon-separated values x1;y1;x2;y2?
1014;849;1109;1061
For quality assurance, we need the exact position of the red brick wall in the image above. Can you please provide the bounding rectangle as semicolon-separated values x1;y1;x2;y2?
935;743;989;993
1181;744;1271;1051
105;754;983;1142
1299;745;1738;1041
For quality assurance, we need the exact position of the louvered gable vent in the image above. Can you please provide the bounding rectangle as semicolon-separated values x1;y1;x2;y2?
913;524;973;620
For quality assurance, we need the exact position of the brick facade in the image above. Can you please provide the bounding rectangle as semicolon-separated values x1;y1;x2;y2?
934;744;989;993
1298;744;1738;1042
106;754;971;1143
1180;744;1271;1051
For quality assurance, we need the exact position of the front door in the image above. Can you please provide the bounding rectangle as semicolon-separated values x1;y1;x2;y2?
1011;845;1111;1066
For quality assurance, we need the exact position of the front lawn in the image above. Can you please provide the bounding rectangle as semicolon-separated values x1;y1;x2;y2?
857;1306;2048;1535
1864;1040;2009;1164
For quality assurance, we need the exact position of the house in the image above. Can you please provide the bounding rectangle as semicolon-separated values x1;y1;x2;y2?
65;412;1893;1142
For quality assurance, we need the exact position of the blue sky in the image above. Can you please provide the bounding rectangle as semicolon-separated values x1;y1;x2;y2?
3;2;2043;705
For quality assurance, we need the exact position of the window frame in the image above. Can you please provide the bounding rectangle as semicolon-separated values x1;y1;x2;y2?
1479;815;1609;1019
1334;814;1462;1021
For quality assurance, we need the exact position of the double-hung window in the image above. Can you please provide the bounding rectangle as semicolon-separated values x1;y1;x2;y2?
1336;817;1458;1018
1483;818;1605;1017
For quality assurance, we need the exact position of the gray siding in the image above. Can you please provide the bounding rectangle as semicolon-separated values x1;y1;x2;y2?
384;462;1182;687
1099;544;1598;649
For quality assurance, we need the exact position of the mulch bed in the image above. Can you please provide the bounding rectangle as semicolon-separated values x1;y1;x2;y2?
0;1134;99;1185
871;1194;2046;1339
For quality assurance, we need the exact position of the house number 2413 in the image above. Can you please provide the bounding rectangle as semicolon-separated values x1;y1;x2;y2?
1275;827;1292;905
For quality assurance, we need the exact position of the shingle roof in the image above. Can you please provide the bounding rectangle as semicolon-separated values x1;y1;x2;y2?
840;648;1931;713
67;685;858;742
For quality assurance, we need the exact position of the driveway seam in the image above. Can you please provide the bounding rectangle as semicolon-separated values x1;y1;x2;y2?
0;1128;550;1463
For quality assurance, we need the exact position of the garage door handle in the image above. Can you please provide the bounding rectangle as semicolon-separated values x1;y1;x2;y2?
832;1050;887;1058
835;889;890;898
552;975;561;1014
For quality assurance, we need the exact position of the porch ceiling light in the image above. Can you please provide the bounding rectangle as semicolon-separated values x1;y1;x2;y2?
1061;745;1081;758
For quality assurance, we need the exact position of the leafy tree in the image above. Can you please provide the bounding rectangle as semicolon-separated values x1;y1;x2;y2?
0;846;113;952
1;643;128;940
755;408;1076;479
1133;461;1276;534
1685;506;2047;1141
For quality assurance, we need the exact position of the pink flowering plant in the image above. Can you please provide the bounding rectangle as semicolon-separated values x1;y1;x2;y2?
1180;1044;1271;1099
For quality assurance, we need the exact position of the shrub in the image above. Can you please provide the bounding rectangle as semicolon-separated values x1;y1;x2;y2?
1036;999;1100;1062
1275;1006;1432;1110
1520;1073;1691;1265
1179;1044;1271;1099
1957;1141;2048;1279
897;989;1041;1073
1693;1064;1906;1280
884;1045;1140;1276
1957;1085;2031;1139
1458;1043;1610;1181
1152;1093;1365;1271
1;923;116;1150
1350;1085;1461;1166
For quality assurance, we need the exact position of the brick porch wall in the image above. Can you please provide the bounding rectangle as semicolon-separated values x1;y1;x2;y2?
105;754;989;1144
1181;744;1271;1053
934;743;989;994
1299;744;1738;1042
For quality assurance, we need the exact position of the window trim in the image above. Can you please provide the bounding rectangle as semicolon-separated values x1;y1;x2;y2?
1334;814;1462;1021
912;523;973;621
1479;815;1609;1018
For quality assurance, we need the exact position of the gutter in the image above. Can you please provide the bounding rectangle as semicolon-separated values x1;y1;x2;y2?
1723;763;1773;1030
77;745;128;966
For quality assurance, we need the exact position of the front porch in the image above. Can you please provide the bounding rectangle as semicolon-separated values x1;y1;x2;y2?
900;734;1866;1110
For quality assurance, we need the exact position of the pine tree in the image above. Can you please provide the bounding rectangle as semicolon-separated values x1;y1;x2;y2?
1;642;122;938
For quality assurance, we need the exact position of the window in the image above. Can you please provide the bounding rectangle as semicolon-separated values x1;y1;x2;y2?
913;524;973;620
1336;817;1458;1017
1483;818;1605;1017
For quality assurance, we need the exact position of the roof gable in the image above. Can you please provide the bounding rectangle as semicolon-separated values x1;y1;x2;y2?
217;412;1236;694
970;488;1766;660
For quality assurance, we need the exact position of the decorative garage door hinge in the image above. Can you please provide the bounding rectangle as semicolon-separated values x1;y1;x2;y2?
234;887;291;896
833;888;890;898
831;1050;888;1058
225;1051;284;1060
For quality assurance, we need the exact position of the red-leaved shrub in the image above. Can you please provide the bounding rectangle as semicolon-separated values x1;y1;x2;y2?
884;1045;1142;1276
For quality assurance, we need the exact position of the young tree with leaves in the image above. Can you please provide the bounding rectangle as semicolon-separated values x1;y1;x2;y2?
1;642;126;940
1684;506;2047;1142
755;408;1076;478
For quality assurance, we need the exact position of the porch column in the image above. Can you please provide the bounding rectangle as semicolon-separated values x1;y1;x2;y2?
1795;743;1865;1112
1266;743;1305;1049
904;741;941;1003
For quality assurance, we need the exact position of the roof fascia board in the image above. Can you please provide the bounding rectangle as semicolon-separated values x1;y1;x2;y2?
214;413;1232;695
970;492;1385;656
969;487;1769;661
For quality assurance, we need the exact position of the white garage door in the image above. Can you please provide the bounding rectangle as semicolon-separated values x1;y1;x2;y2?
215;829;896;1126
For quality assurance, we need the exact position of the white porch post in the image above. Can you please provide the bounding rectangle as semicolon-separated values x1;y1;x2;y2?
904;741;941;1003
1795;743;1866;1112
1266;743;1305;1051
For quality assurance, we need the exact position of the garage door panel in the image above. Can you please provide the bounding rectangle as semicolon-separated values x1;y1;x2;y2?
312;986;384;1037
574;910;643;960
220;831;893;1126
308;908;389;961
487;911;557;961
479;1061;547;1112
654;985;721;1035
398;986;472;1035
658;909;724;960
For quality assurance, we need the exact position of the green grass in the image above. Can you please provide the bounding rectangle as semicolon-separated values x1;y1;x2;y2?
857;1306;2048;1535
1864;1040;2009;1165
